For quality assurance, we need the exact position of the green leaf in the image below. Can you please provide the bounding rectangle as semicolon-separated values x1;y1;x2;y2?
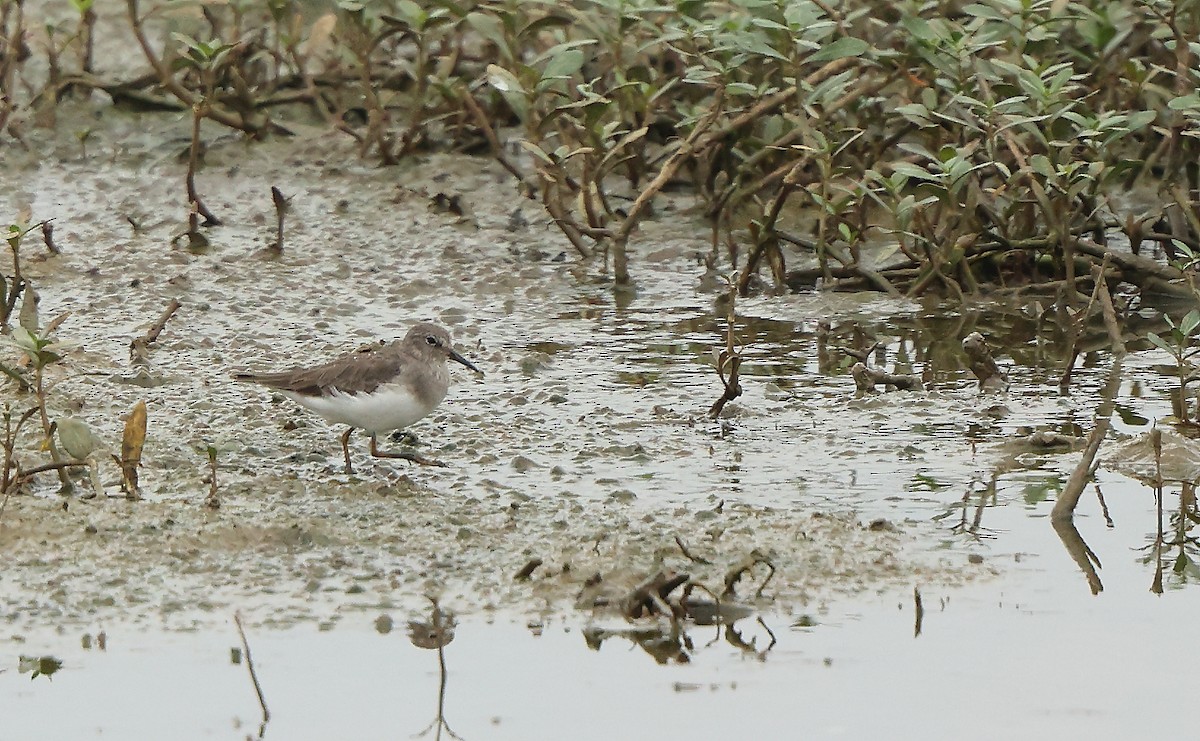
1145;332;1174;354
541;49;585;80
485;64;525;95
1180;309;1200;337
1168;94;1200;111
890;162;941;182
1030;154;1054;179
466;13;507;55
809;37;869;63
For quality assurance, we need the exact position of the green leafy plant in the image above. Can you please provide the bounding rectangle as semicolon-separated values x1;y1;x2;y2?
1147;309;1200;423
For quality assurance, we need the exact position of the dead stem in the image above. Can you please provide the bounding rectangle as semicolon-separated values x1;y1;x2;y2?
512;558;542;581
674;535;713;565
270;186;288;252
187;102;221;226
129;298;182;364
709;276;743;418
1051;356;1123;521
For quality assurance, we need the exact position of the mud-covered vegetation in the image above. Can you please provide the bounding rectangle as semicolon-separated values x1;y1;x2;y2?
3;0;1200;298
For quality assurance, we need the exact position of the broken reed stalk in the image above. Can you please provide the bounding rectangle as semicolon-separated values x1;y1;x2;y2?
234;612;271;731
129;298;182;363
1051;362;1122;520
270;186;288;252
710;277;743;418
1051;267;1126;521
205;446;220;509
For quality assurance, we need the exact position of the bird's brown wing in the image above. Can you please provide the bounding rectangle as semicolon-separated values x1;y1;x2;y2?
235;343;403;397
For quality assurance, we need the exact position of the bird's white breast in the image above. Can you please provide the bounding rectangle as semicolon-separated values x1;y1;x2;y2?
286;382;444;434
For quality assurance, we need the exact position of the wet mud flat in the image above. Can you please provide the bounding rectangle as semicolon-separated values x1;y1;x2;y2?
0;104;1017;636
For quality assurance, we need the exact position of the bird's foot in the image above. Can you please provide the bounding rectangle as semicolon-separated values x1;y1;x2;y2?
374;448;448;468
388;429;420;446
369;434;447;468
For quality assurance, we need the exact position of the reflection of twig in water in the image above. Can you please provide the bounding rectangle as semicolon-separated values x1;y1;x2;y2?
1139;478;1200;595
1150;480;1165;595
913;587;925;637
943;477;999;541
1051;516;1103;595
1094;483;1114;528
724;617;777;661
233;612;270;739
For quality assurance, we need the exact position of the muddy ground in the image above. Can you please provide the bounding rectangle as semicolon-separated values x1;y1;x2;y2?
0;88;1037;633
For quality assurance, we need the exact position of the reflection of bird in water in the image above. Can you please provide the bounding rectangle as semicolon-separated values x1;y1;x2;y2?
409;598;461;741
407;606;457;650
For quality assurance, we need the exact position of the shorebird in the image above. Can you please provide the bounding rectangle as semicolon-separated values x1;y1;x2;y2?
236;322;480;473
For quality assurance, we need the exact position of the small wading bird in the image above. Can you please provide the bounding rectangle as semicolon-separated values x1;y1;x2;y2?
235;322;481;473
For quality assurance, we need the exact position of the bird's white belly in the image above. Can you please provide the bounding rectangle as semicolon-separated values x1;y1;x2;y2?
287;384;442;433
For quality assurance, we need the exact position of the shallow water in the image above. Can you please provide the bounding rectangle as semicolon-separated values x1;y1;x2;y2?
1;89;1197;737
9;470;1198;741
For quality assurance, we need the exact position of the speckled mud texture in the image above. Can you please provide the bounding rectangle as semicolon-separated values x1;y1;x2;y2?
0;91;1020;633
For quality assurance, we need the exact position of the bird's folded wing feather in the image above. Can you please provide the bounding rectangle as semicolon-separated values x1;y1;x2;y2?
236;344;402;397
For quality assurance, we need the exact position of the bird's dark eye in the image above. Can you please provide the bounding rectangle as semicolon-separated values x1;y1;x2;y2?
425;335;438;346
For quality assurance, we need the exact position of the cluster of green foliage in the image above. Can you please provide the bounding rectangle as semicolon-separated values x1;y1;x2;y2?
3;0;1200;296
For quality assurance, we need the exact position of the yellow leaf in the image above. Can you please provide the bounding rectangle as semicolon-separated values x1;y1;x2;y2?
121;400;147;497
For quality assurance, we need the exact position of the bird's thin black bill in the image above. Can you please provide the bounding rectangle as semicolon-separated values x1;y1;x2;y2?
449;349;482;375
